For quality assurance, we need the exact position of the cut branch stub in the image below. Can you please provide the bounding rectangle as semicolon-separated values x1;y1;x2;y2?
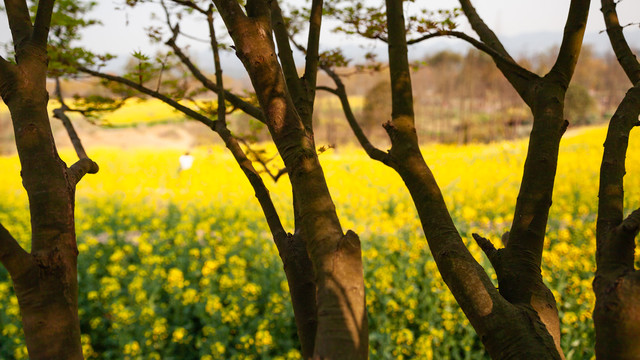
67;158;99;187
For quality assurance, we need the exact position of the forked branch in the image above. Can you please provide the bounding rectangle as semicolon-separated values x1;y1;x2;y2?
547;0;590;88
5;0;32;48
317;70;389;164
32;0;55;47
458;0;512;60
162;5;265;122
597;84;640;273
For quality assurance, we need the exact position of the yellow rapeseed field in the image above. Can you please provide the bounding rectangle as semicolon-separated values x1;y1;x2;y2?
0;123;639;359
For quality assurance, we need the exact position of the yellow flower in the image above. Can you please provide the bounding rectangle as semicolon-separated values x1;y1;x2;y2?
172;327;187;343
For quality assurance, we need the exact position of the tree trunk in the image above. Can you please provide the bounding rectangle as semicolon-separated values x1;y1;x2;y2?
212;1;368;357
0;2;98;358
593;85;640;359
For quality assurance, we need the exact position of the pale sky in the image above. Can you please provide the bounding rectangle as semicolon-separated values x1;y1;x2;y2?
1;0;639;69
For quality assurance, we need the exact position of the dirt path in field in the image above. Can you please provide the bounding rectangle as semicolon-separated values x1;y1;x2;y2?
51;121;218;151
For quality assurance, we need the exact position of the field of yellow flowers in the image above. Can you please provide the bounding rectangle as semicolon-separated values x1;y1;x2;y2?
1;124;639;359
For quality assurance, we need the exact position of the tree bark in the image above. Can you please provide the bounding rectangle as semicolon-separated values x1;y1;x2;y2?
593;84;640;359
593;2;640;358
0;1;98;358
212;1;368;358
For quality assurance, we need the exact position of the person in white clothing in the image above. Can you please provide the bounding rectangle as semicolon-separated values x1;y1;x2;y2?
179;151;194;172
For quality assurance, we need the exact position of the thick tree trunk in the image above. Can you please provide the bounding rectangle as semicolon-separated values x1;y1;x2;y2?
373;0;589;358
212;1;368;357
3;65;86;360
0;2;98;358
593;85;640;359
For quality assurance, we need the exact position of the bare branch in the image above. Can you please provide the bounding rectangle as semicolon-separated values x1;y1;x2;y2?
52;78;90;159
32;0;55;47
471;233;501;272
547;0;590;88
78;66;217;128
67;158;99;186
408;30;538;87
209;10;227;125
458;0;513;61
385;0;414;120
0;222;32;278
319;67;390;164
0;56;15;90
165;35;266;123
601;0;640;84
238;138;288;182
270;1;304;109
596;84;640;273
170;0;208;14
5;0;33;48
302;0;323;105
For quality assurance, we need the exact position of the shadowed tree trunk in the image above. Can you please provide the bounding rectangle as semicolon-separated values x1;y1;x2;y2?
321;0;589;357
0;0;98;358
593;1;640;358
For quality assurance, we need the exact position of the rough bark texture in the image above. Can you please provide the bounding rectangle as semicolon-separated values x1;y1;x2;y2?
594;3;640;356
212;1;368;358
208;16;319;356
0;1;98;358
593;85;640;359
326;0;588;357
377;1;589;358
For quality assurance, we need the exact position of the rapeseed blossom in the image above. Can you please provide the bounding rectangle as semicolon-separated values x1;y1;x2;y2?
0;125;637;358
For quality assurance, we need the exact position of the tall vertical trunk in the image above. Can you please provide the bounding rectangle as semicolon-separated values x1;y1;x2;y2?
593;85;640;359
0;1;98;358
594;2;640;357
212;1;368;357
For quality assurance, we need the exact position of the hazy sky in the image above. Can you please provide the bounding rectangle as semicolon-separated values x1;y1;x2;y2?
1;0;639;67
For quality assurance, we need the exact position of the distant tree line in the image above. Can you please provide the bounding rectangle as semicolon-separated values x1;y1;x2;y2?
312;45;631;145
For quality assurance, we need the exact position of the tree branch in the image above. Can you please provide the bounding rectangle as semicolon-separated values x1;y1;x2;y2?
209;9;227;127
4;0;33;49
52;77;90;159
67;158;99;186
0;57;16;100
165;34;266;123
471;233;503;273
601;0;640;85
78;66;217;128
32;0;55;47
245;0;270;19
547;0;590;88
385;0;414;120
375;28;539;94
458;0;513;61
212;0;247;24
0;222;32;278
270;1;303;104
597;84;640;273
319;68;390;164
302;0;323;109
170;0;208;14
